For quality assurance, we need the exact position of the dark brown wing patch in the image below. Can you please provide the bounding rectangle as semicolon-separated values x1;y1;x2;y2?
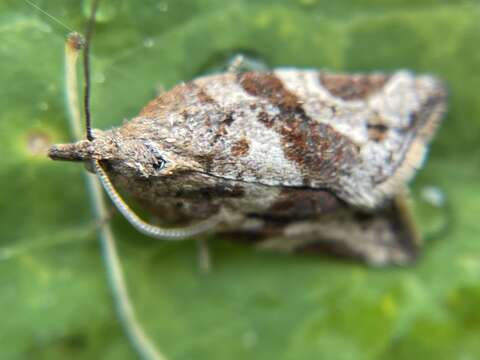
279;116;359;184
319;73;390;101
231;138;250;157
268;188;342;219
367;123;389;142
239;72;359;185
238;72;302;111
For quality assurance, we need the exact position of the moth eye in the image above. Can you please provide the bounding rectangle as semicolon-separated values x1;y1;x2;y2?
144;141;167;170
153;156;167;170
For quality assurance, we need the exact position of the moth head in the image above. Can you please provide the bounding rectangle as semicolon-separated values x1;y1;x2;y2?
48;130;178;177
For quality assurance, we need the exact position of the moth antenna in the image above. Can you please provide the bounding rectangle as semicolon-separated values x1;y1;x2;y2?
93;161;223;239
83;0;100;141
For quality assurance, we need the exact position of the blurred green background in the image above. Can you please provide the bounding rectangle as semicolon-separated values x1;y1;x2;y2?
1;0;480;359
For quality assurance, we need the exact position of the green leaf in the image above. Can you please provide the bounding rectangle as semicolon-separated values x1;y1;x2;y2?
1;0;479;359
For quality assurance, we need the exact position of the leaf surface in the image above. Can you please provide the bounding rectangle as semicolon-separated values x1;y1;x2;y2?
1;1;479;359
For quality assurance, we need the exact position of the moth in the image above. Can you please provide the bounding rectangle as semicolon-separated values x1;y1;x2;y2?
48;15;447;267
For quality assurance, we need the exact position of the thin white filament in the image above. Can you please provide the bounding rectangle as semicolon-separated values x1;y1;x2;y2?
26;0;75;32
